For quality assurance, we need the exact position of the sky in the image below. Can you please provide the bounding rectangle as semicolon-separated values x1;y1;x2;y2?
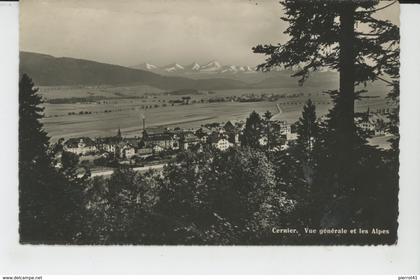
20;0;399;67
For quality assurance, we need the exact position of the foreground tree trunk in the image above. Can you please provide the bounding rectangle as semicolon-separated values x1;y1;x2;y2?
322;3;358;227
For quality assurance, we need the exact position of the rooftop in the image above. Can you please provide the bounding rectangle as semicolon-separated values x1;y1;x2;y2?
64;137;96;148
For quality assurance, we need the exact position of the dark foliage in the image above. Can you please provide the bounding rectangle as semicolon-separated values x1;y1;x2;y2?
19;74;84;243
253;0;399;243
241;111;264;149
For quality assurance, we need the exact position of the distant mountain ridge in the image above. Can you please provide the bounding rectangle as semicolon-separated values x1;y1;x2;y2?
19;52;249;90
131;60;257;75
20;51;346;91
129;60;334;84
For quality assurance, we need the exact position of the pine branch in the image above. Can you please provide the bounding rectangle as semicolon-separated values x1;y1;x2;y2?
356;0;397;15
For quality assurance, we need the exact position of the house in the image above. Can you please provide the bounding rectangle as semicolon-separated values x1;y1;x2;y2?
180;132;200;150
374;120;387;136
286;131;298;141
96;136;120;154
63;137;97;155
115;138;141;159
208;132;233;151
213;138;232;151
96;129;123;154
355;114;376;133
224;120;235;132
195;127;211;143
355;109;390;136
359;120;376;132
355;109;389;135
278;121;291;136
371;115;387;136
198;134;209;143
143;131;178;150
119;143;136;159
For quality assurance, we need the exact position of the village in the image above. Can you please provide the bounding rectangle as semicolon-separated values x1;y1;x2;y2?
53;107;390;174
56;118;295;170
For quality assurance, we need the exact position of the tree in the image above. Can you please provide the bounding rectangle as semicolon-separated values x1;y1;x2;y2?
296;99;318;161
263;110;273;150
253;0;399;228
19;74;55;242
263;110;273;122
292;99;318;206
19;74;84;243
19;74;50;170
155;148;296;245
81;165;164;244
253;0;398;170
241;111;263;148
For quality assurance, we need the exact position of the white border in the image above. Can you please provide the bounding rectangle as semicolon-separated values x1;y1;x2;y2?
0;1;419;275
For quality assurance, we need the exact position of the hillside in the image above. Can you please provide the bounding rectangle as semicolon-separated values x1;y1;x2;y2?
19;52;248;90
21;51;388;97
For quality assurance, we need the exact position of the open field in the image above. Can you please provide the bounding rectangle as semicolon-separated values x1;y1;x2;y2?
39;84;392;142
38;84;164;100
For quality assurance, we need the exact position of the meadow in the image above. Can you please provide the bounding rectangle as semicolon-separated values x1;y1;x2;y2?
39;83;391;142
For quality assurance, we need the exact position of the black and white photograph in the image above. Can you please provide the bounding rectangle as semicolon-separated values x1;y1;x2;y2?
18;0;400;245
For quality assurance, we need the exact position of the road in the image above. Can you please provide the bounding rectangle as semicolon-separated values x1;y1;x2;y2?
90;163;166;178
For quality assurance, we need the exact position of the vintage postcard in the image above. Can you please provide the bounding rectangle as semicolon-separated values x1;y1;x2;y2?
18;0;400;245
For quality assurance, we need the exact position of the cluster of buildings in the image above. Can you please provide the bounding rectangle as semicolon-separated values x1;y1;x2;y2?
61;120;298;162
60;108;389;165
355;110;389;136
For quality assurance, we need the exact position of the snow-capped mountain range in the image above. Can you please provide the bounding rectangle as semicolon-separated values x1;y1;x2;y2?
131;60;258;74
130;60;340;85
